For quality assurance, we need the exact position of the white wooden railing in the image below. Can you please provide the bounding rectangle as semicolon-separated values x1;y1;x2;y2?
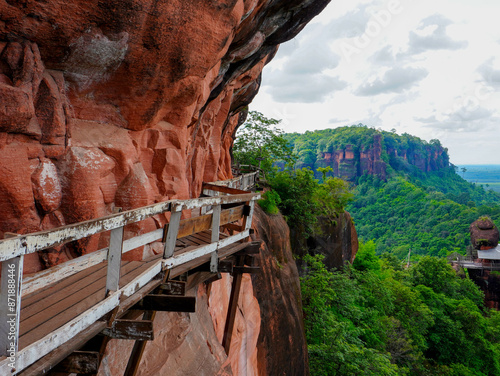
0;172;259;374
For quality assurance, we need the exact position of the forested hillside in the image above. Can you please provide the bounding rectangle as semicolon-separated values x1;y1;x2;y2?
284;125;449;182
235;115;500;375
303;250;500;376
285;125;500;259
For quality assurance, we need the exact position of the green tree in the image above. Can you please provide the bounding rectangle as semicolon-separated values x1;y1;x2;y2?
233;110;296;174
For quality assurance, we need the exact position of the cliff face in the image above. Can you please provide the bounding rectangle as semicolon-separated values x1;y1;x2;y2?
291;212;358;271
296;130;449;182
1;1;326;374
0;0;330;272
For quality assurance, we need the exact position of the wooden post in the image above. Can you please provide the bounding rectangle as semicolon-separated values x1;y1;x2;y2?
243;200;255;231
222;254;245;354
123;311;155;376
210;204;221;273
163;204;182;259
106;226;124;294
0;233;23;369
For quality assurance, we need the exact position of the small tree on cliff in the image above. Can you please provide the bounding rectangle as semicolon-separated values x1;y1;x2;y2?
232;110;296;174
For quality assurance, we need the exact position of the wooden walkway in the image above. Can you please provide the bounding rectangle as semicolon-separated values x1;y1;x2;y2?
0;173;260;375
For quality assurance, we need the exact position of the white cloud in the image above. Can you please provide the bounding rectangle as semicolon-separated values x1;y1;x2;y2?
283;42;340;75
407;14;468;54
478;58;500;89
415;106;497;133
267;73;346;103
324;3;373;40
355;66;428;96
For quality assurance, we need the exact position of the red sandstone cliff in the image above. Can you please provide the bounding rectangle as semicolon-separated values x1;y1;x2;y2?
1;0;328;374
0;0;330;272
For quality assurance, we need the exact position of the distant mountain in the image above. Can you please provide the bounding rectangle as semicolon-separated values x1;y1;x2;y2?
284;124;449;182
283;125;500;258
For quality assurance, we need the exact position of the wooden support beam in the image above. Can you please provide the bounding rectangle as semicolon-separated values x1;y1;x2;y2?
222;255;245;354
219;260;233;274
237;241;262;255
133;295;196;313
233;266;260;274
102;320;154;341
244;254;257;267
158;280;186;296
51;351;99;374
123;311;155;376
190;259;233;274
0;233;23;362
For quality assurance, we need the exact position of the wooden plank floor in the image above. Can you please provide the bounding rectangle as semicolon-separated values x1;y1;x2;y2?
17;230;236;352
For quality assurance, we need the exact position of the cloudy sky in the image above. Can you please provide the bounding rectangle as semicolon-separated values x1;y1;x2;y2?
251;0;500;165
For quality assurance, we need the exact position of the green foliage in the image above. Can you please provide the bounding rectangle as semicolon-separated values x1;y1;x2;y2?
314;177;353;220
302;254;500;376
257;190;281;215
268;169;352;236
353;240;380;272
348;175;500;258
233;110;296;174
269;168;319;236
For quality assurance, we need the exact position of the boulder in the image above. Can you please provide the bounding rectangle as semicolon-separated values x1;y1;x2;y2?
470;217;499;250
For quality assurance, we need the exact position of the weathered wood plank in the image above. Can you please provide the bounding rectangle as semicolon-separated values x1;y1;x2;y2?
134;295;196;312
20;264;108;326
163;243;218;269
119;260;162;299
202;183;249;195
102;320;154;341
123;311;155;376
176;193;259;211
123;229;163;254
20;262;143;337
211;205;221;244
17;322;107;376
163;208;182;259
22;205;244;297
51;351;99;374
221;223;243;232
106;226;124;293
22;250;108;297
22;205;245;296
0;292;121;375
